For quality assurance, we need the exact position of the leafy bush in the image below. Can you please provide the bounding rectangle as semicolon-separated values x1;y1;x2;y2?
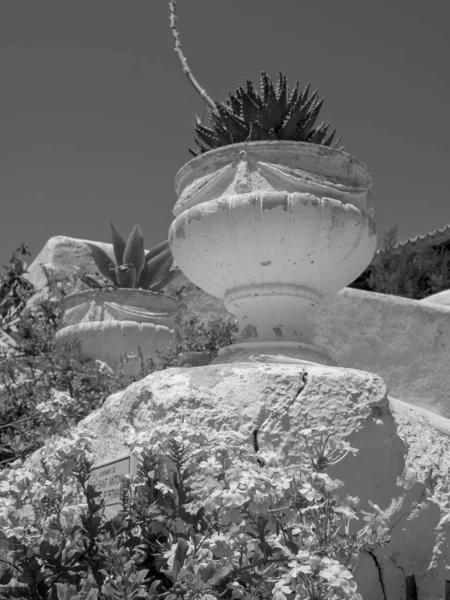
365;224;450;299
0;244;35;335
0;417;389;599
143;316;238;373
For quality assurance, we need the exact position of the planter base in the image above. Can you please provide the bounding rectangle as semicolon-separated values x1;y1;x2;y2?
55;320;174;375
212;341;337;366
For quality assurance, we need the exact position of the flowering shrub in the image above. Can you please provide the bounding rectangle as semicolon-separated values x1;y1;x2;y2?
0;418;389;599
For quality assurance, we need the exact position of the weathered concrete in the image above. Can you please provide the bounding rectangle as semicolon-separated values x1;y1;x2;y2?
420;289;450;307
26;236;450;417
79;363;450;600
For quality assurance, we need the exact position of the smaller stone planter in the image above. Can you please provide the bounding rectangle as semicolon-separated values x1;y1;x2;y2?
55;289;183;373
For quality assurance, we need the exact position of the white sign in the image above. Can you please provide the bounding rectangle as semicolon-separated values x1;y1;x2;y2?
90;453;137;516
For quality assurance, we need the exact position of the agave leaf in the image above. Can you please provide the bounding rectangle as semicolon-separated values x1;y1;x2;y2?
246;78;261;107
210;122;233;147
248;120;264;141
307;122;329;145
322;129;336;147
123;225;145;278
227;92;242;116
298;98;324;140
189;147;199;157
276;72;287;113
280;91;319;140
110;222;126;266
285;81;300;115
145;240;170;264
138;247;173;290
195;123;218;151
213;102;250;141
86;243;118;285
116;264;137;288
299;83;312;105
258;72;283;131
149;268;176;293
239;89;260;123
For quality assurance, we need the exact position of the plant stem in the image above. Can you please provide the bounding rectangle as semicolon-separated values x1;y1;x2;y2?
168;0;215;111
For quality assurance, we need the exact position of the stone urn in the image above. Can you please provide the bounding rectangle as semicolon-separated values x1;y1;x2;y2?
169;141;377;364
55;289;183;374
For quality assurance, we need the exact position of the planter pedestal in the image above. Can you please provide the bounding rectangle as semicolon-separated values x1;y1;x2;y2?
169;141;377;365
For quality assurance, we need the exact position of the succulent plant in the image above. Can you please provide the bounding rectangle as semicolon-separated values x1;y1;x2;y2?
168;1;341;157
191;72;342;156
86;224;176;292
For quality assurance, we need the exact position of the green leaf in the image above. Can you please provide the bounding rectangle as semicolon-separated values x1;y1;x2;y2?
86;243;118;285
212;102;249;142
145;240;170;264
246;77;261;106
322;129;337;147
116;264;137;288
172;538;189;582
110;222;126;266
227;92;241;116
276;72;288;112
238;88;260;124
148;268;176;293
138;246;173;290
258;72;282;131
298;98;324;140
195;123;219;151
55;584;69;600
280;90;318;140
123;225;145;279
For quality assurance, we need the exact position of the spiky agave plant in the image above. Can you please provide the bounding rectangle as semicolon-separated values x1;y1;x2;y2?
168;1;341;157
191;72;341;156
86;223;175;292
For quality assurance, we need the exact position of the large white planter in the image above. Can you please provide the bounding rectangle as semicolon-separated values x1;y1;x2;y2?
169;141;377;364
55;289;183;373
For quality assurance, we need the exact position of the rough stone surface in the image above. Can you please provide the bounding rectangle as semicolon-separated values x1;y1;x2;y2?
26;236;450;417
79;363;450;600
420;289;450;307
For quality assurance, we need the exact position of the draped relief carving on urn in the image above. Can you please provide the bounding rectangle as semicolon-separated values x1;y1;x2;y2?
173;143;374;220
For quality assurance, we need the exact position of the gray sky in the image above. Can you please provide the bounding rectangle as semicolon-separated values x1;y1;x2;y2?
1;0;450;267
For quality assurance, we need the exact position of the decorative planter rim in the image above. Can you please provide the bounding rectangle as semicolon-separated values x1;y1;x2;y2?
60;288;184;312
174;140;372;198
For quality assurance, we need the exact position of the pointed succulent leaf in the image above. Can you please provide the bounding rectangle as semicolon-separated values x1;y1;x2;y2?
239;89;260;123
281;91;320;140
123;225;145;278
110;222;126;266
298;98;324;140
276;72;288;112
285;81;300;115
258;73;279;125
322;129;336;147
213;101;250;141
307;122;329;145
227;92;242;116
116;263;137;288
299;83;312;105
145;240;170;264
148;268;176;293
138;247;173;290
257;72;283;131
246;78;261;107
248;120;263;141
86;243;118;285
195;123;218;151
211;122;233;147
188;148;199;157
